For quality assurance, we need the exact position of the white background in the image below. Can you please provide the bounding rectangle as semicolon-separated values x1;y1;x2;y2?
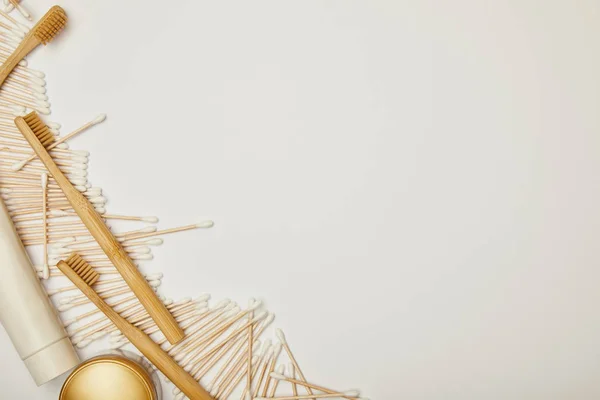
0;1;599;399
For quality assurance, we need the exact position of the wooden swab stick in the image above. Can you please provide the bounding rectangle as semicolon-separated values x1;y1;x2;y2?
119;222;214;243
188;314;268;380
239;341;271;400
192;313;274;379
61;295;138;328
57;210;158;223
164;301;231;353
268;365;286;398
277;329;315;400
246;298;255;400
253;345;276;398
49;276;131;296
175;305;239;361
185;312;268;370
7;0;31;21
261;343;282;397
0;9;28;32
214;341;257;399
41;172;48;278
202;332;256;391
255;392;360;400
289;363;299;399
67;226;158;246
178;306;256;366
270;373;361;400
218;356;259;400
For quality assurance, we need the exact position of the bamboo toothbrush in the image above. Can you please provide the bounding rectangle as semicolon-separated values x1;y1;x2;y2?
56;254;214;400
0;6;66;88
15;111;185;344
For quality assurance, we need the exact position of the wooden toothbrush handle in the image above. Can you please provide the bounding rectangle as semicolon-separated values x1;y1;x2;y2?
56;261;214;400
0;35;39;88
15;117;185;344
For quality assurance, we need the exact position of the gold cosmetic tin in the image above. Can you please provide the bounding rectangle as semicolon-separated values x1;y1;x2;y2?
59;355;158;400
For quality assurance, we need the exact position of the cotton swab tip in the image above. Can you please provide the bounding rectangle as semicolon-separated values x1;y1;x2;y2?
63;318;76;327
145;273;163;281
344;390;360;397
264;313;275;325
93;113;107;125
50;210;69;217
197;307;208;314
32;92;48;101
276;364;285;374
42;264;49;280
109;341;127;350
193;293;210;303
261;340;272;354
88;196;106;204
249;300;262;311
91;331;107;340
41;173;48;187
76;339;92;349
213;298;230;310
275;328;287;344
10;160;27;171
142;216;159;223
195;220;214;228
174;297;192;306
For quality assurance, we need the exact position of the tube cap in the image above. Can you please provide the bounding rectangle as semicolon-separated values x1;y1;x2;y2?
23;337;80;386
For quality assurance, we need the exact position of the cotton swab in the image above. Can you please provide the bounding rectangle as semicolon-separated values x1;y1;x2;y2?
239;340;271;400
11;114;106;171
179;304;263;368
246;297;255;400
252;345;275;398
277;328;316;400
212;337;259;399
218;355;259;400
7;0;31;21
268;364;286;398
269;373;362;400
188;312;274;379
289;363;298;398
254;391;360;400
261;342;282;397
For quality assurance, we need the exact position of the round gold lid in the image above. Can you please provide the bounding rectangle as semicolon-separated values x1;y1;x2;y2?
60;355;157;400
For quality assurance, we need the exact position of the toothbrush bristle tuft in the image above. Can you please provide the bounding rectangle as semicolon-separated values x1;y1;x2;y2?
22;111;55;148
64;253;99;286
33;6;67;45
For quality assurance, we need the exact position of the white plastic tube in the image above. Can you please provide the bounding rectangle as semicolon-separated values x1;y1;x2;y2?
0;197;79;385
